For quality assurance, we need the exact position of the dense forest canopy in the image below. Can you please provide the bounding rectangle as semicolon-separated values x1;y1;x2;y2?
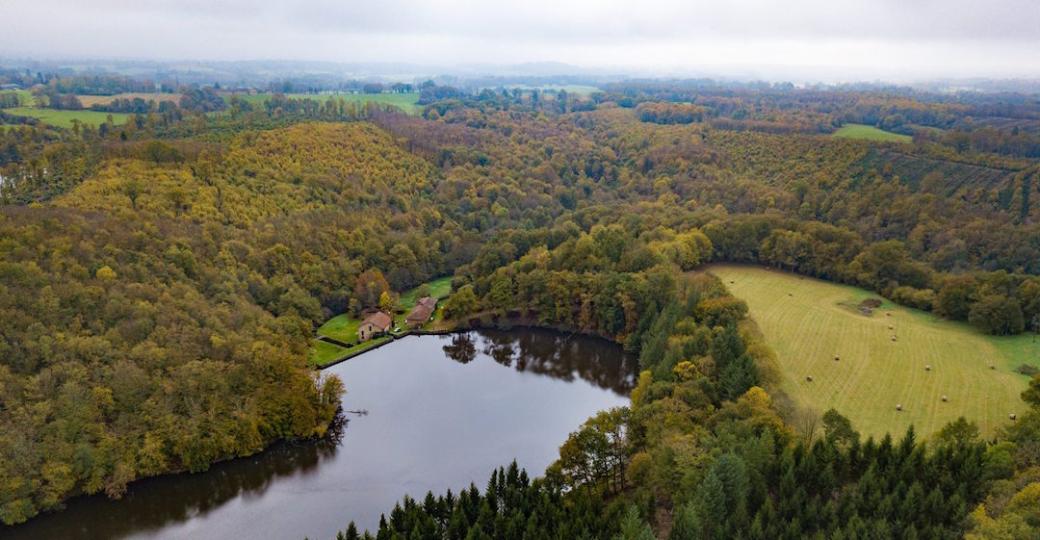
1;75;1039;538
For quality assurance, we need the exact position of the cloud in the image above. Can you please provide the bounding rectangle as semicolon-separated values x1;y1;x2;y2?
2;0;1038;81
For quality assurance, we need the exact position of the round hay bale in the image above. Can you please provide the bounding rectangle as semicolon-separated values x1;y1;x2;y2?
1009;413;1017;421
896;404;903;411
834;355;840;361
990;365;996;370
941;395;948;402
806;375;813;382
886;312;892;317
891;335;897;341
925;365;932;371
888;325;894;330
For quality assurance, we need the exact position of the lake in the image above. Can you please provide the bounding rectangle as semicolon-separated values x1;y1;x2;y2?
4;329;635;540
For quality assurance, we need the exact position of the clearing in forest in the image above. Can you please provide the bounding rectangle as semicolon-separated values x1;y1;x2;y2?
1;106;131;128
308;277;453;366
76;93;181;107
832;123;912;143
225;92;422;114
710;264;1036;439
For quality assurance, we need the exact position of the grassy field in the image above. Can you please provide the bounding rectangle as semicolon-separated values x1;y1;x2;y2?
1;107;131;128
399;276;452;309
317;313;363;344
710;264;1036;438
1;89;35;106
308;336;392;367
309;339;348;366
225;92;421;114
833;123;912;143
77;93;181;107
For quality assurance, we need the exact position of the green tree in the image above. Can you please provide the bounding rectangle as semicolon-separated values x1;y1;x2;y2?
444;285;479;319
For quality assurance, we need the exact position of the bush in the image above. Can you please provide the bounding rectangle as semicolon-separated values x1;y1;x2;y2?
1017;364;1039;376
891;286;935;310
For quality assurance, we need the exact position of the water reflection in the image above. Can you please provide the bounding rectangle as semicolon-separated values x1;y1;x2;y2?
6;414;348;540
442;332;478;364
463;328;636;395
5;329;633;540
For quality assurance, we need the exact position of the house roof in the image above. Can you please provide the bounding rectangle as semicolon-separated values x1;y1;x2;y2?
406;297;437;323
361;311;392;330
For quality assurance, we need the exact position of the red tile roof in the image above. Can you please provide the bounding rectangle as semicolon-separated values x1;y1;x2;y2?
361;311;392;331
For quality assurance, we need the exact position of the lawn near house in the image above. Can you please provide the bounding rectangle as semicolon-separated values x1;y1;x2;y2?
310;277;454;366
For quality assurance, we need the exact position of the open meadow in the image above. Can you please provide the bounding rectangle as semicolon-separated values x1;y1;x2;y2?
76;93;181;107
710;264;1036;438
225;92;421;114
1;107;131;128
832;123;912;143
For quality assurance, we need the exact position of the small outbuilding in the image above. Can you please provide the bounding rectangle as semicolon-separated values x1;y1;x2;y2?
405;296;438;328
358;311;392;341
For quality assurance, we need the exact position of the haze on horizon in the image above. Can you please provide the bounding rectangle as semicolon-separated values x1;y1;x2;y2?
2;0;1039;83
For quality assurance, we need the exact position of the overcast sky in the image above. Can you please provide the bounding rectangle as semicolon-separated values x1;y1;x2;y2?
2;0;1039;82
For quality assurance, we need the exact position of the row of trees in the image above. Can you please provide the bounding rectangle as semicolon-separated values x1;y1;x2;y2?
701;214;1040;335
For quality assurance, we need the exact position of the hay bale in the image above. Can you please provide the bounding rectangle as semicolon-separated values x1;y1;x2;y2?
896;404;903;411
788;292;794;297
1009;413;1017;421
891;335;897;341
806;375;813;382
941;395;948;402
834;355;840;361
888;325;894;330
990;365;996;370
886;312;892;317
925;365;932;371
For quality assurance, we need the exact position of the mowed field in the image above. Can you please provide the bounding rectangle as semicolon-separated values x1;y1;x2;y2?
833;123;912;143
77;93;181;107
1;107;131;128
224;92;421;114
710;264;1036;438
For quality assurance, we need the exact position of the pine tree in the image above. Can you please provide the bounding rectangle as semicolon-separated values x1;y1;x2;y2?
669;503;701;540
614;506;655;540
696;470;728;538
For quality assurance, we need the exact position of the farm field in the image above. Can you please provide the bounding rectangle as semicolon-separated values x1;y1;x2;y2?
1;107;131;128
76;93;181;107
833;123;912;143
1;89;35;106
225;92;421;114
710;264;1036;438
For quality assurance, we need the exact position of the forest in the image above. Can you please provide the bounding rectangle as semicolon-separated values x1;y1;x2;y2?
1;74;1039;538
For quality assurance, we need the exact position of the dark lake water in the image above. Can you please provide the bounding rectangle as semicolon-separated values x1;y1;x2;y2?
4;329;634;540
